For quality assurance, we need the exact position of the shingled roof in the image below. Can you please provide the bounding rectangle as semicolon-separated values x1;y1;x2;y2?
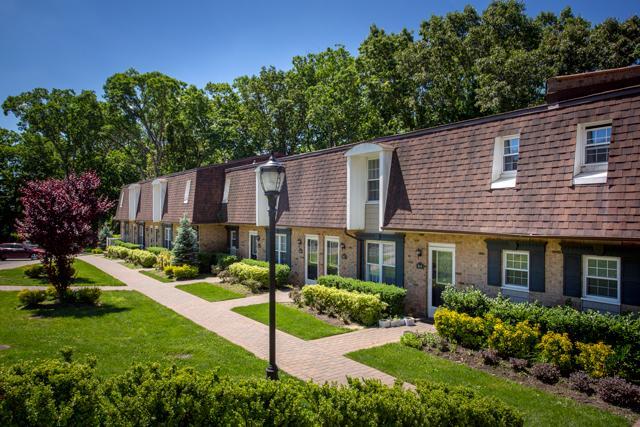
225;78;640;240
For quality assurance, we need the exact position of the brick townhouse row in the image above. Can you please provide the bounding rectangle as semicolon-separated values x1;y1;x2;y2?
115;66;640;316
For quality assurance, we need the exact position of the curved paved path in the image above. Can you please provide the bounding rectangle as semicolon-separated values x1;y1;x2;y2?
79;255;433;385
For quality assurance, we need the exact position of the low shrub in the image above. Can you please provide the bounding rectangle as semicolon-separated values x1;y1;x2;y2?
596;377;640;408
531;363;561;385
145;246;167;255
510;358;529;372
480;349;500;366
242;279;263;293
73;288;101;305
0;360;523;426
575;341;614;379
400;332;424;350
569;371;596;395
24;264;44;279
434;308;488;349
106;245;132;260
318;275;406;316
228;263;268;289
537;331;573;372
90;248;103;254
128;249;157;268
17;289;47;307
441;285;492;317
155;250;172;271
197;251;216;274
171;265;199;280
301;285;387;326
488;320;539;359
113;240;140;250
240;259;291;287
214;253;240;269
163;265;175;278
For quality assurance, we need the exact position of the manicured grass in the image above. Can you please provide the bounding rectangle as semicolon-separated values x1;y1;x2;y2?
0;259;124;286
232;303;350;340
0;291;271;378
140;269;173;283
348;343;630;427
176;282;244;302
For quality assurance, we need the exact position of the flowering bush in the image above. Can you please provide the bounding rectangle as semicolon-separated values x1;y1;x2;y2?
434;308;488;349
537;331;573;372
301;285;386;326
155;250;172;271
488;320;540;359
575;342;614;378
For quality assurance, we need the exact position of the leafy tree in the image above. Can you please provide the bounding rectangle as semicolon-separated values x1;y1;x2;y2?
171;215;198;266
17;172;113;299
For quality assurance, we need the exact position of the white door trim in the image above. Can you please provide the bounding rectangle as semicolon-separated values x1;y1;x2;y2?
428;243;456;318
305;235;319;284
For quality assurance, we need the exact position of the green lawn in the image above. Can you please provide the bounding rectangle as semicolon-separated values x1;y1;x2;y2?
177;282;245;302
232;303;350;340
348;343;631;427
140;269;173;283
0;259;124;286
0;291;271;378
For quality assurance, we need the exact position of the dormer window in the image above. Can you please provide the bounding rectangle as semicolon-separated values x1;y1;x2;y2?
367;158;380;202
119;191;124;208
585;125;611;165
183;180;191;204
491;135;519;189
573;121;611;185
222;177;230;203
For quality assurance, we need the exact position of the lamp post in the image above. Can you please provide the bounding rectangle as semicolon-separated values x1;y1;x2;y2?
258;154;285;380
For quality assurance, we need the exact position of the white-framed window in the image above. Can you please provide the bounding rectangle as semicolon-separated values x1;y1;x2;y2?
229;230;238;254
502;250;529;290
573;121;611;185
183;180;191;204
275;233;287;264
325;236;340;276
222;178;230;203
491;134;520;189
367;158;380;202
249;231;258;260
163;225;173;249
366;241;395;284
583;256;620;304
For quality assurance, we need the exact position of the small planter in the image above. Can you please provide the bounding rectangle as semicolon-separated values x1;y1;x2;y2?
391;318;405;327
379;319;392;328
404;317;416;326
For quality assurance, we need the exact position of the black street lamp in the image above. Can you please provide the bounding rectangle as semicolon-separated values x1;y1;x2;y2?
258;154;285;380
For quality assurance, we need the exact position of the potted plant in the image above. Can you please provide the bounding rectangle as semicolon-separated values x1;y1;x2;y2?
391;317;405;327
404;316;416;326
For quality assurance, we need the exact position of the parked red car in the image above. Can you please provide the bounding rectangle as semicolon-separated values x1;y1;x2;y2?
0;243;44;260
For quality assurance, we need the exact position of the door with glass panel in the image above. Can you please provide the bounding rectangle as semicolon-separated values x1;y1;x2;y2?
325;237;340;276
428;244;455;317
249;232;258;259
366;241;396;284
305;235;319;284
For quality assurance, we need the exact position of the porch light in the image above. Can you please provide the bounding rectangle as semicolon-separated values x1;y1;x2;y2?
416;248;423;257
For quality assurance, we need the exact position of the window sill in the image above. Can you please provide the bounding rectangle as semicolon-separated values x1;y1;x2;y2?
581;296;620;305
491;175;516;189
365;201;380;205
501;285;529;292
573;170;607;185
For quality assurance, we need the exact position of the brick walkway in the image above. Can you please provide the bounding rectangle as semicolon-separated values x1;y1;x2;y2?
79;255;433;385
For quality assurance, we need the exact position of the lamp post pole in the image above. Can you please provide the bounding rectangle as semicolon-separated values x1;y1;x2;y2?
265;193;279;380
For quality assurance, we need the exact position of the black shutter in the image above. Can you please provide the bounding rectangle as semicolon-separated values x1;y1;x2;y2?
563;252;582;298
528;245;546;292
621;255;640;306
486;241;502;287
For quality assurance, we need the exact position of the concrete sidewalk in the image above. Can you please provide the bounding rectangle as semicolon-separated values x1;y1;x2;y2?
82;255;433;385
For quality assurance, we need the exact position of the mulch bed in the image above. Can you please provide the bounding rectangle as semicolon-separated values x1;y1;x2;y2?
423;344;638;420
292;303;363;330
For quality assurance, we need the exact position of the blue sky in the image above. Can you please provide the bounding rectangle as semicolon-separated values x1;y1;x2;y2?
0;0;637;130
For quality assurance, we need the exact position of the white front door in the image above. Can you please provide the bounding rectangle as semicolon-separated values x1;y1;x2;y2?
305;235;319;284
428;243;455;318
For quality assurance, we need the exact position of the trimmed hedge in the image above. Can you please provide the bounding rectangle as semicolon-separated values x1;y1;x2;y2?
106;246;157;268
441;286;640;381
214;253;240;269
0;360;523;426
112;240;140;250
301;285;387;326
318;275;406;316
164;265;198;280
145;246;167;255
240;258;291;287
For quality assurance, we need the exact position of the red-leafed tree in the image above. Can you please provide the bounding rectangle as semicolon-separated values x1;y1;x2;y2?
17;171;113;299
